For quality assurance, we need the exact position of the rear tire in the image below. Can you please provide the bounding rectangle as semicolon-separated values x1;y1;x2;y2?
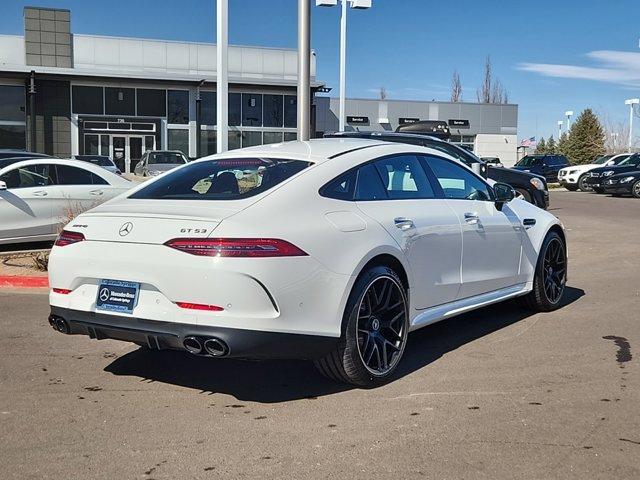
577;175;591;192
314;266;409;387
519;231;567;312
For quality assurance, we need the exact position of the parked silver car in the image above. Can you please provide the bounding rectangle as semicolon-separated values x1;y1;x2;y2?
133;150;189;177
74;155;121;175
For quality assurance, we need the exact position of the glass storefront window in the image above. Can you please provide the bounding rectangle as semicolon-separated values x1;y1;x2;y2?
263;95;283;127
167;129;189;156
242;94;262;127
263;132;283;144
84;134;99;155
100;135;110;156
284;132;297;142
168;90;190;124
201;91;216;126
284;95;297;128
228;131;241;150
242;131;262;148
145;135;155;151
72;86;104;114
137;89;167;117
0;85;26;122
0;125;26;150
200;130;216;157
105;87;135;116
229;93;241;126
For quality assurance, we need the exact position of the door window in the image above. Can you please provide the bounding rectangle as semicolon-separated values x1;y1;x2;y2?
55;165;108;185
0;164;55;189
373;155;435;200
424;156;492;201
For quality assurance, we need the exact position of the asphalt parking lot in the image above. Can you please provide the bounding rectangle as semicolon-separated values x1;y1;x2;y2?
1;190;639;479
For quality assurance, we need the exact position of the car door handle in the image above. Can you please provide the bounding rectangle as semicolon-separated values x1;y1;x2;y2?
33;190;48;197
394;217;415;231
464;212;479;225
90;189;104;196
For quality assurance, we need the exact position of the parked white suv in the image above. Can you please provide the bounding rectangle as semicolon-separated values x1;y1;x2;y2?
559;153;630;191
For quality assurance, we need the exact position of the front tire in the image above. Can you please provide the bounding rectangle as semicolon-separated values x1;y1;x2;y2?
577;175;592;192
593;187;605;194
314;266;409;387
632;180;640;199
520;231;567;312
565;184;578;192
515;188;532;203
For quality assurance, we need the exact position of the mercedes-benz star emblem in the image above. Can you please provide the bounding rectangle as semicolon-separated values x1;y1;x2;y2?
119;222;134;237
99;288;110;302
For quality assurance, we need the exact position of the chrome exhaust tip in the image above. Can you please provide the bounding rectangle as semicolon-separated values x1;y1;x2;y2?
183;336;203;355
203;338;229;357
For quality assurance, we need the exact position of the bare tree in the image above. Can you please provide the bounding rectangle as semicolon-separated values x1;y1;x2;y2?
476;56;492;103
599;111;630;153
379;87;387;100
476;55;509;104
450;70;462;102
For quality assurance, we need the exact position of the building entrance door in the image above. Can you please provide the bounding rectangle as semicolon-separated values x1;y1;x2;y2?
129;136;143;174
112;136;126;172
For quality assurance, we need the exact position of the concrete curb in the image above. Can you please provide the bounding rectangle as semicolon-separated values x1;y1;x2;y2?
0;276;49;288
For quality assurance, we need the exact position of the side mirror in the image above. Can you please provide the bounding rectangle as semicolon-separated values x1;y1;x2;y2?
0;181;6;190
493;182;515;211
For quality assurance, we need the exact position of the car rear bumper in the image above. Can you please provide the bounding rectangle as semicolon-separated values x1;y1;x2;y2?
49;306;338;360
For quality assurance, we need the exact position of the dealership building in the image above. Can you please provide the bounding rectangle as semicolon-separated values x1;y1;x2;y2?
0;6;519;172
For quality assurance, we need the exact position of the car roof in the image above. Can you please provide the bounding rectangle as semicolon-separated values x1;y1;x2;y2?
328;131;442;143
207;138;390;164
0;158;130;184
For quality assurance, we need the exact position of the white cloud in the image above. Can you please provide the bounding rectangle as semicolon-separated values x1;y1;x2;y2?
518;50;640;87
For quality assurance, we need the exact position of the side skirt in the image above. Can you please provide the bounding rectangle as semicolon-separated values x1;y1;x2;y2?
409;283;532;332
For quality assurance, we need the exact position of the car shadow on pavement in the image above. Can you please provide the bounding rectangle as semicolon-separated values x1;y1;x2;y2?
104;286;584;403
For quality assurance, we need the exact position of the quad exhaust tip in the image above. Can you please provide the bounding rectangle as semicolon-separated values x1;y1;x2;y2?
48;315;70;334
183;336;229;357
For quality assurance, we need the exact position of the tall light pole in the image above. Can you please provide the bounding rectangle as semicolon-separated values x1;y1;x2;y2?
565;110;574;132
557;120;563;139
216;0;228;153
625;98;639;152
298;0;311;140
317;0;372;131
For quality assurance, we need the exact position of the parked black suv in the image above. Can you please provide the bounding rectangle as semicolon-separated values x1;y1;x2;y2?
512;154;570;183
325;131;549;209
583;153;640;193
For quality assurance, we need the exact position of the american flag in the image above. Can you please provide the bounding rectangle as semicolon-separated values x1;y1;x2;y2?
520;136;536;148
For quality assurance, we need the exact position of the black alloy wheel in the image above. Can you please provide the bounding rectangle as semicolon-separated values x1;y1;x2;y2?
314;266;409;387
542;237;567;305
356;276;407;376
632;180;640;199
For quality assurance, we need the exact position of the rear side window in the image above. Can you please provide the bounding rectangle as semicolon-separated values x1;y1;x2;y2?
56;165;108;185
130;158;311;200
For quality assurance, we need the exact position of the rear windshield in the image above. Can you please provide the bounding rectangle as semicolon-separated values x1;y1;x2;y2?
76;155;113;166
148;152;186;165
130;157;311;200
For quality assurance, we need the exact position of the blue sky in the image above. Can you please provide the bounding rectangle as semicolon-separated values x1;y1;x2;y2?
2;0;640;141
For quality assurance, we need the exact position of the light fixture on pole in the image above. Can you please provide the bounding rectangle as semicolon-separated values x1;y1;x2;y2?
624;98;639;152
216;0;229;153
565;111;574;132
316;0;372;132
557;120;563;139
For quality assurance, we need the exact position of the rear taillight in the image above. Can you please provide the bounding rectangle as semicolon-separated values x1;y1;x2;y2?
164;238;308;258
52;288;72;295
176;302;224;311
55;230;85;247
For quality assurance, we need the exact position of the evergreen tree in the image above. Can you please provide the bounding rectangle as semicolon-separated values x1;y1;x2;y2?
546;135;556;154
557;132;570;158
566;109;605;165
534;137;547;154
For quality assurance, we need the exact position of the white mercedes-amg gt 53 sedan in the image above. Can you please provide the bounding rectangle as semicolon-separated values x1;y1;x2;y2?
48;139;568;387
